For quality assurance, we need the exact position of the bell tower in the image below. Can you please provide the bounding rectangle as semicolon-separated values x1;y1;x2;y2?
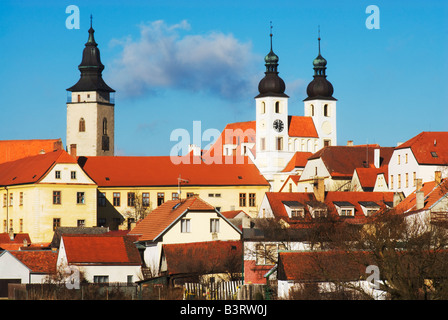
66;17;115;157
254;26;293;182
303;30;337;148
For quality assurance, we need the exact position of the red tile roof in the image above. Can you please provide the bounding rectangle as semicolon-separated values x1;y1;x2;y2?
265;191;394;226
0;233;31;245
281;152;313;172
0;149;76;186
0;139;63;164
162;241;242;275
129;196;216;241
309;146;394;178
278;250;372;282
8;250;58;274
78;155;269;187
396;132;448;165
288;116;318;138
61;234;141;265
395;179;448;214
354;167;388;190
220;210;249;219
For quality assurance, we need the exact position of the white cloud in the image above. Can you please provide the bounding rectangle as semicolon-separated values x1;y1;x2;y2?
108;20;260;100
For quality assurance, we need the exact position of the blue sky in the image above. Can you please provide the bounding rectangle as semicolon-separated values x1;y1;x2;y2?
0;0;447;156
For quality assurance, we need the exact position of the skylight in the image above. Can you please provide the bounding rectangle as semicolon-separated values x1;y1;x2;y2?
431;151;438;158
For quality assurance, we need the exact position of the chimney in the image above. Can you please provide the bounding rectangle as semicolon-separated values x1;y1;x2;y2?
374;148;380;168
70;144;77;158
313;177;325;203
416;178;423;191
435;171;442;185
347;140;354;146
53;139;63;151
8;228;14;241
416;190;425;210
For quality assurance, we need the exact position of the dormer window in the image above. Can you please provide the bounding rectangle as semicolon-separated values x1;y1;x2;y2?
282;201;305;219
359;201;381;217
333;201;355;217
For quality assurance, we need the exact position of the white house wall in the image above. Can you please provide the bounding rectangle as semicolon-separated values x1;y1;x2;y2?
0;251;31;284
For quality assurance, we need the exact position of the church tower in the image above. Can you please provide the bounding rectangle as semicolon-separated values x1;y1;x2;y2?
303;32;337;148
66;18;115;157
255;28;293;182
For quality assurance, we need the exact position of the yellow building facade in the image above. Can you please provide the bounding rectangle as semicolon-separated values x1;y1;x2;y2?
0;150;97;243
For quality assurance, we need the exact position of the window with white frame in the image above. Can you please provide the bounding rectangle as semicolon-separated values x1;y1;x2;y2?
181;218;191;233
210;218;220;233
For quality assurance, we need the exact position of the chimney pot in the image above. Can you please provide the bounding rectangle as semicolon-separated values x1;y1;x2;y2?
416;190;425;210
347;140;354;146
435;171;442;185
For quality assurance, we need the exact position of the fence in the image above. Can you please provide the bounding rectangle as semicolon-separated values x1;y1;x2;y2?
8;282;138;300
184;280;242;300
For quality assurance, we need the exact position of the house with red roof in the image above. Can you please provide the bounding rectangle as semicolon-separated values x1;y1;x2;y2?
0;250;58;297
389;132;448;197
77;155;270;229
392;175;448;232
56;234;142;284
297;145;394;193
0;149;97;243
276;250;385;300
159;240;242;286
242;186;394;284
128;196;241;277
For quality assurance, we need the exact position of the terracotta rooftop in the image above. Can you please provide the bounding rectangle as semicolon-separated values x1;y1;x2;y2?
162;240;242;276
309;146;394;178
61;234;141;265
396;131;448;165
129;196;217;242
287;116;318;138
0;139;63;164
395;178;448;214
0;149;76;187
265;191;394;226
7;250;58;274
277;250;373;282
78;155;269;187
282;152;313;172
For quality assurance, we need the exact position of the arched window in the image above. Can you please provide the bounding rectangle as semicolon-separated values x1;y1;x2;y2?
103;118;108;135
275;101;280;113
261;102;266;114
310;104;314;116
324;104;329;117
79;118;85;132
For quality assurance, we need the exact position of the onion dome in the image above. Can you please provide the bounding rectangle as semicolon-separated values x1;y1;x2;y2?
255;28;288;98
304;33;336;101
67;16;115;93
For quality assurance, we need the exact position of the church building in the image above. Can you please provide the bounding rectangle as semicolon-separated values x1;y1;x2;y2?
210;31;338;191
66;19;115;157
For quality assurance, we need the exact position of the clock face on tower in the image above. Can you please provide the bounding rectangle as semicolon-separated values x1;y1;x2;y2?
273;119;284;132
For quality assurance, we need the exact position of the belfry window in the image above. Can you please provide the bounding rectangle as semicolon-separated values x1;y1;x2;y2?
310;104;314;116
275;101;280;113
79;118;86;132
324;104;329;117
103;118;108;135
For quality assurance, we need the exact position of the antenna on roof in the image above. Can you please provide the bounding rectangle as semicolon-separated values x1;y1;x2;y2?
178;174;189;202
